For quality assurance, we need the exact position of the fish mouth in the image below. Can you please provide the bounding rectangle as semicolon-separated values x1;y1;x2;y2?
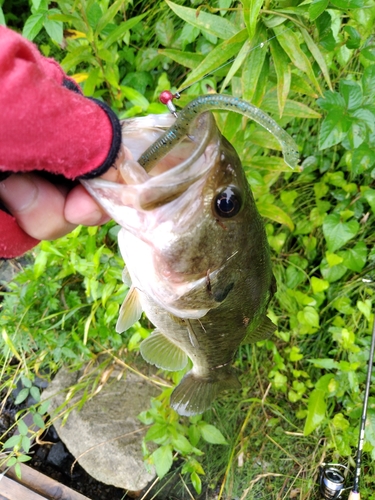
81;111;219;227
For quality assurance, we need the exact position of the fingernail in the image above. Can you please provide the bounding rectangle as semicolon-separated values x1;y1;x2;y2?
0;174;38;213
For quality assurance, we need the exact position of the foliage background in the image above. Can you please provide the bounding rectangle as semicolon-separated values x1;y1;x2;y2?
1;0;375;498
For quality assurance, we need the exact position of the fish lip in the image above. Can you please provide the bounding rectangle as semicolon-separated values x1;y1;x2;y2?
81;112;220;223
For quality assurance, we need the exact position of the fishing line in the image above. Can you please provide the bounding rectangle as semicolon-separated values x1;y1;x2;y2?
318;304;375;500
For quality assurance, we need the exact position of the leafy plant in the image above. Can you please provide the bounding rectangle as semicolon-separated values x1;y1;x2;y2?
1;0;375;498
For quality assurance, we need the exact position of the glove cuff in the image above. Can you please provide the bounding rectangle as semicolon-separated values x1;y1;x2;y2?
0;209;39;258
79;98;123;179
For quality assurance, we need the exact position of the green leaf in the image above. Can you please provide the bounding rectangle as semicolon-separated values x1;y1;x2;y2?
191;471;202;494
166;0;237;40
297;306;320;329
339;80;363;110
311;277;329;293
317;90;345;112
103;14;147;49
291;74;318;98
339;241;367;272
286;266;305;288
257;202;295;231
332;297;354;315
121;86;149;110
300;28;332;91
22;435;31;454
318;110;350;149
188;425;201;447
181;30;247;89
270;38;291;117
15;388;30;405
44;12;63;44
330;0;364;7
145;422;169;443
61;46;96;73
199;423;228;444
221;39;251;92
17;419;29;436
30;386;41;402
362;188;375;213
363;65;375;99
22;13;45;40
177;23;200;50
87;3;102;30
344;26;361;49
21;375;33;388
242;27;268;103
262;97;321;119
322;213;360;252
3;435;22;449
0;6;6;25
308;358;339;369
320;258;347;283
362;44;375;62
159;49;204;69
83;67;101;96
247;130;281;151
155;17;175;46
357;299;372;321
248;156;293;172
273;25;321;95
38;400;50;416
172;434;193;454
241;0;263;39
33;412;45;429
332;413;350;431
304;389;327;435
96;0;123;33
309;0;329;20
152;445;173;478
352;145;375;175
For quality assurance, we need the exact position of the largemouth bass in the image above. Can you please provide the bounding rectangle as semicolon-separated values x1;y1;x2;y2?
82;95;298;416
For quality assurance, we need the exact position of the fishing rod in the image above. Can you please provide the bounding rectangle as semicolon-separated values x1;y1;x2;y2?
318;313;375;500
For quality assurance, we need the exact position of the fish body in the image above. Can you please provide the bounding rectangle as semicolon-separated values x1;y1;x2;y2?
82;108;277;416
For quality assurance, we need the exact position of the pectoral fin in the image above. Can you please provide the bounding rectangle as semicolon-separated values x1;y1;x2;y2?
242;316;276;344
140;330;188;371
115;286;143;333
121;267;131;287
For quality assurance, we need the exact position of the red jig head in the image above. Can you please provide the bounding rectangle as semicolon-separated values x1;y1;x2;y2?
159;90;180;117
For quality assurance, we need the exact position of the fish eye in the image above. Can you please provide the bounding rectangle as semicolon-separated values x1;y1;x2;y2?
214;187;242;218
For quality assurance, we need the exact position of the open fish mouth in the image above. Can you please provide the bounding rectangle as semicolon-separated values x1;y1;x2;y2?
81;111;219;226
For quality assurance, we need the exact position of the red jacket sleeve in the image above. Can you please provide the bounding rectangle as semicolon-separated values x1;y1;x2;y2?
0;26;122;259
0;26;122;179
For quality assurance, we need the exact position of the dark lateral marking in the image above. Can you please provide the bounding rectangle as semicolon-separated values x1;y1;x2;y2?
213;282;234;303
206;270;212;294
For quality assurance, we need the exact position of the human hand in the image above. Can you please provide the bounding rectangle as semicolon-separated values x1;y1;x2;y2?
0;173;110;241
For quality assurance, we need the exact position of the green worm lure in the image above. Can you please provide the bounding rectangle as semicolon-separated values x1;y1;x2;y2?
138;93;299;170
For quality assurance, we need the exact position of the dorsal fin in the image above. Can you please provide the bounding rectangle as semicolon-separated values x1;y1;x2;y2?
242;316;276;344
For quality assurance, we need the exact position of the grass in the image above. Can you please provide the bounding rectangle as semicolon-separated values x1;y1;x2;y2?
1;0;375;497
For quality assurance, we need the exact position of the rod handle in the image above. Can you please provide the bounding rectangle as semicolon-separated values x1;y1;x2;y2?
348;492;360;500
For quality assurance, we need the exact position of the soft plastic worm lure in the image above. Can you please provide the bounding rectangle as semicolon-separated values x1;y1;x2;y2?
138;93;299;170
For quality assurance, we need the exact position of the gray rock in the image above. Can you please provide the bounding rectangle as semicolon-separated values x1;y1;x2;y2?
43;365;159;491
0;257;32;289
